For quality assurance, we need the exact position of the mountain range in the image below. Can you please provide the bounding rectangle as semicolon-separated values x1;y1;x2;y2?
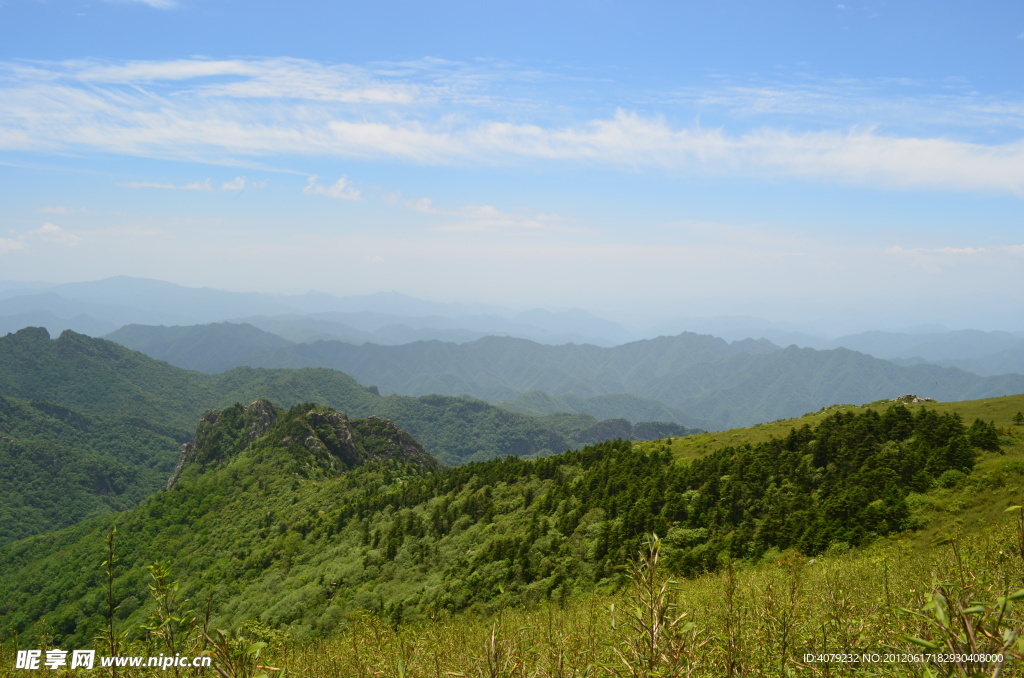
2;277;1023;371
0;278;633;346
105;322;1024;430
0;327;695;467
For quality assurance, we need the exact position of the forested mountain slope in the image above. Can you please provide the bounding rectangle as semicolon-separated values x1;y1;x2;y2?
105;322;295;373
0;394;182;545
0;396;1005;647
105;324;1024;429
0;328;695;465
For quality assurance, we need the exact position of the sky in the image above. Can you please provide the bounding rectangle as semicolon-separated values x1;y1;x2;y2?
1;0;1022;333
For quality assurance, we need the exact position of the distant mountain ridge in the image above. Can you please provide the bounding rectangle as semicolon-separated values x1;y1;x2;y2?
102;323;1024;429
4;276;1023;362
824;330;1024;376
1;276;632;346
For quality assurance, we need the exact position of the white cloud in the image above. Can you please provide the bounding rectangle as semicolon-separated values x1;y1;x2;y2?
118;180;212;191
303;175;360;200
66;57;421;104
672;73;1024;135
39;205;84;215
883;243;1024;274
932;246;985;255
0;238;27;255
0;223;82;253
888;245;992;257
32;223;82;246
118;177;263;192
404;196;580;233
3;58;1024;195
104;0;177;9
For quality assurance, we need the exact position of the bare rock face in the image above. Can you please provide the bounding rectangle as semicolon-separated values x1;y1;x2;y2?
292;409;439;474
246;399;277;442
167;400;281;489
166;441;195;490
349;415;440;471
892;394;935;404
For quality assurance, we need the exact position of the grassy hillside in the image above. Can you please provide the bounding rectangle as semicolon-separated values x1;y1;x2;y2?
648;392;1024;554
0;394;1014;655
651;392;1024;461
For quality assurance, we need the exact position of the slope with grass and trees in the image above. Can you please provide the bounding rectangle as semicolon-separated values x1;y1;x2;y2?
1;392;1018;657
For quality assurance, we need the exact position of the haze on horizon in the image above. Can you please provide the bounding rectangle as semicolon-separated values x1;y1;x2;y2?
1;0;1021;334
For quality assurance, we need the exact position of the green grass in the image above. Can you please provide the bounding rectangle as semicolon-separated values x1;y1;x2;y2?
3;516;1022;677
640;392;1024;461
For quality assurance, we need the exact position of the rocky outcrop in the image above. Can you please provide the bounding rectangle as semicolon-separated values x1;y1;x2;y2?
892;394;935;404
167;399;280;489
167;400;437;489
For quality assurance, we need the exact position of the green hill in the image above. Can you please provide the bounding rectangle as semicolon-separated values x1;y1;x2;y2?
0;328;695;466
105;322;295;374
0;394;1011;648
0;394;182;545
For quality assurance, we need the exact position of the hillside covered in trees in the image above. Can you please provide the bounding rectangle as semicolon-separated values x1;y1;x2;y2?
0;396;1002;647
0;327;696;467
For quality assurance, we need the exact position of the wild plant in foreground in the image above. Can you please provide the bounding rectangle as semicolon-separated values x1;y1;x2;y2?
608;534;707;678
899;520;1024;678
202;629;280;678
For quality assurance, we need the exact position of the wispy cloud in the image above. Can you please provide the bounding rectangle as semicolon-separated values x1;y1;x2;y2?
118;180;212;191
32;223;82;246
885;243;1023;273
39;205;85;215
303;175;360;200
0;223;83;254
3;57;1024;195
405;197;579;233
671;75;1024;135
222;176;247;191
104;0;177;9
62;57;423;103
0;238;27;255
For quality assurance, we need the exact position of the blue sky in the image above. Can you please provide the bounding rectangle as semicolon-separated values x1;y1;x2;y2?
1;0;1022;332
